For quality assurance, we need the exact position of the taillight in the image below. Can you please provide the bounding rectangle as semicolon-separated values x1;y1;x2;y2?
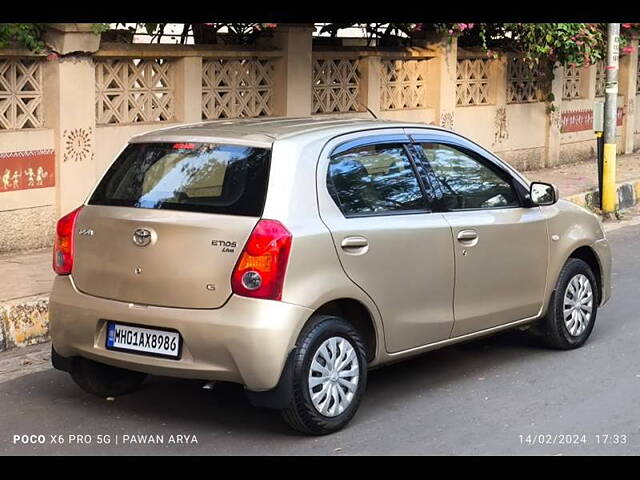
231;219;292;301
172;142;195;150
53;207;83;275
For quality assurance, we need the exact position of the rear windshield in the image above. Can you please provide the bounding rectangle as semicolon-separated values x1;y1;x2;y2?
89;142;271;216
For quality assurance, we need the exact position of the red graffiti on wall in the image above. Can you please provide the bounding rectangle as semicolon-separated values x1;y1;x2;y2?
561;108;624;133
0;149;55;192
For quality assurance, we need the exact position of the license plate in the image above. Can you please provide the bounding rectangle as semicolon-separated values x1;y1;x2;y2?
106;322;181;359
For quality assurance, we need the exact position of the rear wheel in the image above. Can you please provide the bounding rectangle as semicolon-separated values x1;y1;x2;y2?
281;315;368;435
70;357;147;398
537;258;598;350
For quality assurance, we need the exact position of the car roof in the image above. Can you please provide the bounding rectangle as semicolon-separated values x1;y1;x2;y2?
130;116;450;148
126;116;530;188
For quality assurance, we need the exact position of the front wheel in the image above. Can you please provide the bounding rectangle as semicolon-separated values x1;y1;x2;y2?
537;258;599;350
281;315;368;435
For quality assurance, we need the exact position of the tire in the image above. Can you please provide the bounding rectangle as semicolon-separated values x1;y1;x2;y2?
281;315;368;435
537;258;599;350
70;357;147;398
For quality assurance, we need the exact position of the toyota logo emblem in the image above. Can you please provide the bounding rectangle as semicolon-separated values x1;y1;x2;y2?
132;228;153;247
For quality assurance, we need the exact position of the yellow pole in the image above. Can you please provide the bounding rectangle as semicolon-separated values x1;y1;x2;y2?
602;23;620;214
602;143;617;212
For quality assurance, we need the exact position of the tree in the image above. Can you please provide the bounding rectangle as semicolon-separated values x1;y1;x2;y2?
0;23;45;52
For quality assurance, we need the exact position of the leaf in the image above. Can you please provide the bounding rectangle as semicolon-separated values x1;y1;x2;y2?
144;23;158;35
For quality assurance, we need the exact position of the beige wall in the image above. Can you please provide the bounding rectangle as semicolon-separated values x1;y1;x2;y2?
559;98;601;164
636;94;640;135
559;96;625;164
636;91;640;148
1;26;639;253
378;108;436;124
504;103;548;151
455;105;498;150
0;129;55;211
0;129;56;252
454;103;549;171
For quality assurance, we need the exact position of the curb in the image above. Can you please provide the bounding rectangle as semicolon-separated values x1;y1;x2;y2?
564;178;640;212
0;295;50;353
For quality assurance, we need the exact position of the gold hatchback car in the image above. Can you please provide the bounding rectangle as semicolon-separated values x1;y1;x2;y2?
50;117;611;435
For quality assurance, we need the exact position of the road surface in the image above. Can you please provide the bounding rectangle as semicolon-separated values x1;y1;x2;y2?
1;223;639;455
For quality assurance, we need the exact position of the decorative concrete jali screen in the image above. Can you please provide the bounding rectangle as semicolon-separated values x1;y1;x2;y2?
507;57;546;104
0;149;55;192
595;60;606;98
202;58;275;119
380;59;429;110
0;58;44;130
563;65;584;100
95;58;175;125
456;58;490;106
312;58;361;114
561;108;624;133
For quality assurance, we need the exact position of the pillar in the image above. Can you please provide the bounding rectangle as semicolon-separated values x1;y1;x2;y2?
271;24;314;117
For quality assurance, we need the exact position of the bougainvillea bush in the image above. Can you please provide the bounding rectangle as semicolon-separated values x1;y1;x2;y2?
0;23;45;52
1;22;638;62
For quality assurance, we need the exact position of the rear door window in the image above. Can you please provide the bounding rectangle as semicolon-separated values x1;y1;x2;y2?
89;142;271;216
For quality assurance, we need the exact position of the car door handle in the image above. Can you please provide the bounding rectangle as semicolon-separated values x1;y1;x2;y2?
341;236;369;250
457;230;478;242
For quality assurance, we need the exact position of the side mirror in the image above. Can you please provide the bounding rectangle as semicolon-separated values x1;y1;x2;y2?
529;182;558;206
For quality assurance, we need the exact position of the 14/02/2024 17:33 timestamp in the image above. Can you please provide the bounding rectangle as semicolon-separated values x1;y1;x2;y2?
519;434;628;446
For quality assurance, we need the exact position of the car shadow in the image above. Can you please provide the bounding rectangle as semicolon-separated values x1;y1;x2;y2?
30;328;560;438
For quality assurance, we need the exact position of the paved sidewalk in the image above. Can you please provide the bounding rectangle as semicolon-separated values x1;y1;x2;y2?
523;151;640;197
0;248;53;302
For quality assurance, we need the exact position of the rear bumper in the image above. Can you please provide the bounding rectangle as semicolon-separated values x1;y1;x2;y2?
49;276;312;391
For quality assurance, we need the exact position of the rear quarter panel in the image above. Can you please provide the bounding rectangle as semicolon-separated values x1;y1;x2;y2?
262;137;386;365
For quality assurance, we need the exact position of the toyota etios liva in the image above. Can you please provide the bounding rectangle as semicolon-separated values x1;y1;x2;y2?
50;118;611;435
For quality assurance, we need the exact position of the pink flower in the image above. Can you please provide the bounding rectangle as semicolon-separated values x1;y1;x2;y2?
46;52;58;61
263;23;278;29
457;23;468;31
448;29;454;35
622;23;632;29
622;45;635;54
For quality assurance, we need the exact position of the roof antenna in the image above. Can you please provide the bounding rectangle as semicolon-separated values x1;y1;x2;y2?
358;101;378;119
